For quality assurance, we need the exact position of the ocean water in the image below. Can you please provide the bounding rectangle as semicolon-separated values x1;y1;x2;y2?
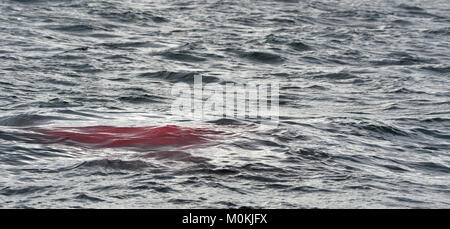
0;0;449;208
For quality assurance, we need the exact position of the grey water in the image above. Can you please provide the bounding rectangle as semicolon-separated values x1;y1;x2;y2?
0;0;449;208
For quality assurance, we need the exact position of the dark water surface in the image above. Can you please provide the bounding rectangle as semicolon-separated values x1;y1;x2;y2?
0;0;449;208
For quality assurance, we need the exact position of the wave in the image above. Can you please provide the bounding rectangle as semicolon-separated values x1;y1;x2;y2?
138;71;220;84
240;51;285;64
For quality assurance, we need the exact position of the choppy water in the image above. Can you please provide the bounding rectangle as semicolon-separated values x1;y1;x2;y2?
1;0;449;208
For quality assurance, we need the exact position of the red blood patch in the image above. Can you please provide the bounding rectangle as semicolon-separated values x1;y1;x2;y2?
34;125;221;149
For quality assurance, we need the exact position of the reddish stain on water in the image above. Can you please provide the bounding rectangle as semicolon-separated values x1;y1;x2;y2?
34;125;222;149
